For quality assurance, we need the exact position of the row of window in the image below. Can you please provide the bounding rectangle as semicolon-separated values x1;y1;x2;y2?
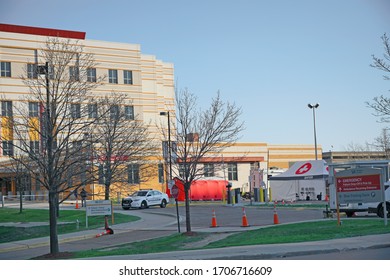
1;139;240;181
1;101;134;120
1;61;133;85
130;162;238;184
175;162;238;181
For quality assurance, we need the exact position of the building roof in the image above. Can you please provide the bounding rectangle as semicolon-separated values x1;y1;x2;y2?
0;23;86;40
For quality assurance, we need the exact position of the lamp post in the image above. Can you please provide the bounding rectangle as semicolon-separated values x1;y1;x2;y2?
307;103;319;160
160;111;180;232
159;111;172;182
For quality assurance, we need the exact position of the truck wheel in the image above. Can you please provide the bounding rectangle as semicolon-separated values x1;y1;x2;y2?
346;211;354;218
377;202;390;218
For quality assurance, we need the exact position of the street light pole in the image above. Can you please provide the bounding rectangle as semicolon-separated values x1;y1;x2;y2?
307;103;319;160
160;111;180;232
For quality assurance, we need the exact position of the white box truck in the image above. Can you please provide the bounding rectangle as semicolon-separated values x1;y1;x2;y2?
328;161;390;218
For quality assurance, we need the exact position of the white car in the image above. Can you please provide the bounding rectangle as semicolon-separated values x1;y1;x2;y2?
121;189;169;210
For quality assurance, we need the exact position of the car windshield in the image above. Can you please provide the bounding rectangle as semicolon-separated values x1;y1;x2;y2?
132;191;148;197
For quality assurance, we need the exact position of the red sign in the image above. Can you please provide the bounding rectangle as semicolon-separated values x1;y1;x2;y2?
295;162;312;175
336;174;381;193
171;185;179;199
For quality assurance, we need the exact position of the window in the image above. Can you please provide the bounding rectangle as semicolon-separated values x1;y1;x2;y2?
27;63;38;79
128;164;140;184
88;103;97;119
71;103;81;118
98;165;105;184
1;101;12;117
69;66;79;81
158;163;164;183
110;105;119;120
29;141;39;154
227;163;238;181
87;68;96;82
123;70;133;85
35;175;41;191
204;163;215;177
124;105;134;120
2;140;14;156
178;164;186;179
29;102;39;117
250;162;260;171
0;62;11;77
108;69;118;84
72;140;83;151
48;65;55;79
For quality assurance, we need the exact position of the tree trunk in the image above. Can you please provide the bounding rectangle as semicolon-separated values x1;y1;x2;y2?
19;190;23;214
184;182;191;233
105;183;110;200
48;191;59;254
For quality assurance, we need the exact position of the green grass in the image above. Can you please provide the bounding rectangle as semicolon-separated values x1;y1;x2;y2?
71;219;390;259
206;219;390;248
0;208;139;243
74;232;207;259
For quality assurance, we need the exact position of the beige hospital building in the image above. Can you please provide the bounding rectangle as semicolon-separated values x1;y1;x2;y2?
0;23;320;200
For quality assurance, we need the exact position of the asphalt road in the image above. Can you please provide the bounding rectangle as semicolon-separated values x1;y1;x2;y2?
163;203;326;228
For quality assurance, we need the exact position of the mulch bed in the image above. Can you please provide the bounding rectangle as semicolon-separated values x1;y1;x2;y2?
32;251;75;260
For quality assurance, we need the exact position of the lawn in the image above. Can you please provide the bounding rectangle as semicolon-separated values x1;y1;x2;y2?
72;219;390;259
0;208;139;243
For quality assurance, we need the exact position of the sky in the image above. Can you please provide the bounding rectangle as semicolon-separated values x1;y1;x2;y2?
1;0;389;152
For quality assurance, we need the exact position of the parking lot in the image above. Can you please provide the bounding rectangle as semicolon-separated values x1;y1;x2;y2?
121;201;329;230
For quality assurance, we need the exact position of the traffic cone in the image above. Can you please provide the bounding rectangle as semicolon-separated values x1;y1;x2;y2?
75;199;79;209
241;207;249;227
95;227;114;238
273;202;279;224
211;209;218;227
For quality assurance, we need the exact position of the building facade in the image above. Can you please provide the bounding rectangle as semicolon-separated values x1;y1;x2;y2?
0;23;321;201
0;23;174;199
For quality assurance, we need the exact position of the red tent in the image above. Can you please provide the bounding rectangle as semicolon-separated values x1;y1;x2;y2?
167;178;228;201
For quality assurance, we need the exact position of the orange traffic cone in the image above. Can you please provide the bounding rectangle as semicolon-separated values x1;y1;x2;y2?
211;209;218;227
241;207;249;227
75;199;80;209
95;228;114;238
273;202;279;224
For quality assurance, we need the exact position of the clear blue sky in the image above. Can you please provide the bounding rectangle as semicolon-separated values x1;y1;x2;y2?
1;0;389;152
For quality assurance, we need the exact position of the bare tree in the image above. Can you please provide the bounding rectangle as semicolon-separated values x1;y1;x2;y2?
11;37;104;255
6;154;30;213
372;128;390;159
92;92;157;200
173;88;244;233
367;33;390;122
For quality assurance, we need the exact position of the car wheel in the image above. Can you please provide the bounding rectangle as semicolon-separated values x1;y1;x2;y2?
160;199;167;208
122;207;130;210
140;201;148;209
